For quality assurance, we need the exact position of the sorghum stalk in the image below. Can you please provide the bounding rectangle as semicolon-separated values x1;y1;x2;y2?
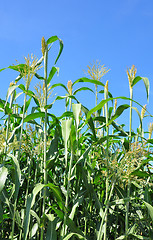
129;86;133;144
125;65;136;239
95;84;98;129
104;80;109;240
41;37;48;240
16;86;29;240
97;178;116;240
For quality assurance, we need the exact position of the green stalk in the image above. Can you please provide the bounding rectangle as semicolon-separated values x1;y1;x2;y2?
104;81;109;240
129;87;133;145
95;84;98;129
41;42;48;240
97;179;116;240
64;147;73;236
125;179;130;239
17;88;29;240
125;71;133;239
10;199;17;240
18;91;28;161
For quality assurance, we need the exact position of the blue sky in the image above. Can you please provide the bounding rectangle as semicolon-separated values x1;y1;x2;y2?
0;0;153;133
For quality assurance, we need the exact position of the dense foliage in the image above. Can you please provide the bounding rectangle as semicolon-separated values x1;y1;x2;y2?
0;36;153;240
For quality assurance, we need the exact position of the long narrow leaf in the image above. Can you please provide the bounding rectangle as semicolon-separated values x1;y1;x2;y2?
46;214;57;240
0;166;8;192
131;76;150;101
47;66;59;84
73;77;105;87
86;96;151;120
143;201;153;221
63;233;87;240
7;154;21;200
46;36;63;64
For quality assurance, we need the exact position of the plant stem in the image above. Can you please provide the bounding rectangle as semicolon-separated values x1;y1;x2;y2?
11;199;17;240
125;179;130;240
18;92;27;161
104;81;109;240
41;43;48;240
95;84;98;129
129;87;133;145
125;85;133;240
97;179;116;240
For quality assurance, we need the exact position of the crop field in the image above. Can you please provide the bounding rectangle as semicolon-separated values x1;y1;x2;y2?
0;36;153;240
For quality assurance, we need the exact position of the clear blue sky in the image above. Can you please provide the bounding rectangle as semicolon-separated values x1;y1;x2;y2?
0;0;153;133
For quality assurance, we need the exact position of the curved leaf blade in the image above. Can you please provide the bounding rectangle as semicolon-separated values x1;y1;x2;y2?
46;36;63;64
143;201;153;221
0;166;8;192
73;77;105;87
131;76;150;101
73;87;94;95
47;67;59;84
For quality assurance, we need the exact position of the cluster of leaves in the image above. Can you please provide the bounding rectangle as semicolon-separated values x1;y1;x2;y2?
0;36;153;240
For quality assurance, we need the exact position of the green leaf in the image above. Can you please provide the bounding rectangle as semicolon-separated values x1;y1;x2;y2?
109;197;135;206
8;64;31;74
46;183;63;204
47;138;58;161
143;201;153;221
99;90;113;98
46;214;57;240
46;36;63;64
116;235;126;239
65;217;86;237
18;83;25;92
108;104;129;125
51;207;64;219
0;98;5;110
69;196;83;220
132;106;142;129
71;146;91;175
73;87;94;95
130;234;149;239
46;36;60;45
31;183;44;208
73;77;105;87
0;67;6;72
86;96;150;120
5;84;18;107
51;83;69;93
111;121;128;136
63;233;86;240
47;67;59;84
81;104;96;140
30;210;40;224
8;154;21;200
58;111;73;120
131;76;150;101
34;73;44;80
7;123;22;144
130;170;149;178
4;105;13;115
23;194;33;240
0;166;8;192
30;223;38;238
147;139;153;144
24;97;32;113
24;112;45;122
